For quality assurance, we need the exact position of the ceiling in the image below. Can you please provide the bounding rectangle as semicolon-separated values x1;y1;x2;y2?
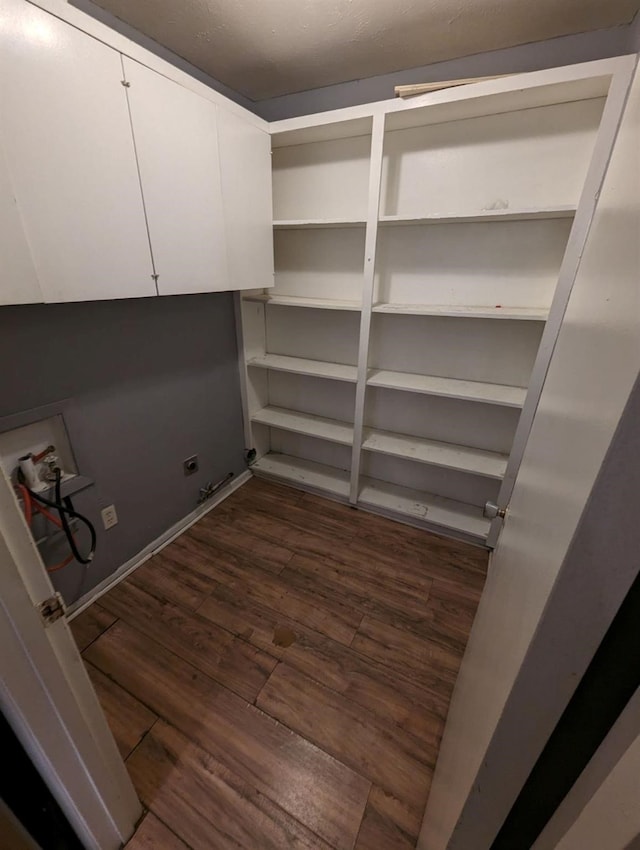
90;0;640;101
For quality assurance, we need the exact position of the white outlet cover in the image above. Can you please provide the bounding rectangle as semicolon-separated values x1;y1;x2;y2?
101;504;118;530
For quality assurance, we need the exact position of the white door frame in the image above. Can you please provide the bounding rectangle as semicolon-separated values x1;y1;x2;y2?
419;57;640;850
0;466;141;850
485;52;638;547
534;685;640;850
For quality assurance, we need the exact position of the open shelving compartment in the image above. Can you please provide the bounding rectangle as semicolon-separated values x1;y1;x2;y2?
242;298;361;499
358;314;538;539
240;59;622;545
240;115;373;498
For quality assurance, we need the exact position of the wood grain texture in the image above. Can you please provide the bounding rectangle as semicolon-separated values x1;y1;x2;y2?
280;629;445;748
189;510;296;573
346;536;486;595
284;559;473;652
233;475;305;507
355;786;422;850
197;580;294;659
128;721;338;850
198;497;354;563
174;531;363;644
69;602;116;652
130;552;214;610
99;579;276;702
86;621;369;850
85;662;156;760
217;490;360;545
282;553;434;630
257;663;432;816
352;616;463;697
198;584;446;744
126;812;189;849
422;577;482;653
299;492;486;572
81;478;486;850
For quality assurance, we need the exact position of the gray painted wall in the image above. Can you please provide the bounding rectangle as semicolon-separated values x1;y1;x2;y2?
631;10;640;50
256;23;638;120
0;294;246;605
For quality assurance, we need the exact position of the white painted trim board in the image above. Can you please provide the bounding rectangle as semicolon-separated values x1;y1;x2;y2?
67;469;251;619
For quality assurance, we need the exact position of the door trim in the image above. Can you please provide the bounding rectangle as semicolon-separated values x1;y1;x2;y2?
0;468;140;850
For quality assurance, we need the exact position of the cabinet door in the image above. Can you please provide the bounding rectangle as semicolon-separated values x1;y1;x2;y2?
0;0;155;302
122;57;228;295
217;108;274;290
0;133;41;305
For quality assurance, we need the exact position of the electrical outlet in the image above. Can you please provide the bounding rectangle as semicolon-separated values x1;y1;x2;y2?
101;504;118;530
183;455;199;476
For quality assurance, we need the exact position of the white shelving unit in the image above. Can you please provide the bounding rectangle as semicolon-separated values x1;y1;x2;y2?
252;406;354;446
248;354;358;383
251;453;351;499
371;304;550;320
361;429;508;479
243;292;361;311
238;58;630;545
378;206;577;226
366;370;527;408
273;219;367;229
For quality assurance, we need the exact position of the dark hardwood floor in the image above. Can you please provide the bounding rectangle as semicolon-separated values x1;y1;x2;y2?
70;477;488;850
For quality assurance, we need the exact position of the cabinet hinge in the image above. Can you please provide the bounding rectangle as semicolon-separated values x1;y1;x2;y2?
121;80;131;87
38;592;66;626
484;501;507;520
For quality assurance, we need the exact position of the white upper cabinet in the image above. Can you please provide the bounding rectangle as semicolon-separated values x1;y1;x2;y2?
122;57;228;296
0;0;156;302
0;133;41;305
217;108;274;290
0;0;273;305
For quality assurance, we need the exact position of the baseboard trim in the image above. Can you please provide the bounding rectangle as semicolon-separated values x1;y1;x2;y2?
66;469;252;619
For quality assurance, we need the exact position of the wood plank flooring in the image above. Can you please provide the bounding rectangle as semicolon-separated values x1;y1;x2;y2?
70;477;487;850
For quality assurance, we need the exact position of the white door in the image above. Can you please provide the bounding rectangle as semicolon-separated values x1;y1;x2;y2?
217;107;274;291
122;57;229;296
0;465;141;849
419;59;640;850
0;0;155;302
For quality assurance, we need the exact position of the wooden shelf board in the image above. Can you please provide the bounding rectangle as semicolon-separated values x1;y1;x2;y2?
271;116;373;149
367;369;526;408
274;218;367;229
372;303;549;321
251;454;490;540
252;453;350;499
251;406;354;446
361;427;508;479
243;293;361;312
358;477;490;539
248;354;358;383
379;206;576;226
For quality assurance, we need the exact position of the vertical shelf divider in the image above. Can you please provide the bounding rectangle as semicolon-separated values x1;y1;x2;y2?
349;114;386;504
